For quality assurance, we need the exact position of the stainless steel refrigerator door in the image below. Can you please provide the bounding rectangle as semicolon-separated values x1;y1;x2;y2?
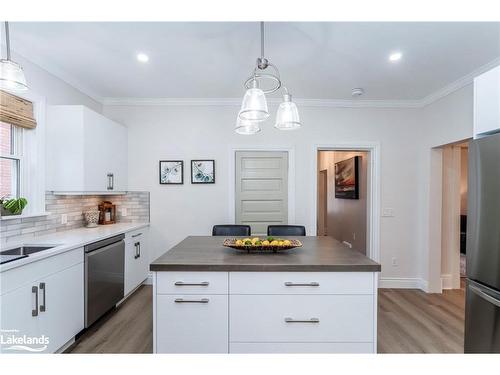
85;240;124;328
465;280;500;353
467;133;500;290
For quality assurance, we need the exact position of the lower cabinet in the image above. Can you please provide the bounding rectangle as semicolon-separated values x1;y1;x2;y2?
125;228;149;296
0;248;84;354
154;271;378;353
156;294;229;353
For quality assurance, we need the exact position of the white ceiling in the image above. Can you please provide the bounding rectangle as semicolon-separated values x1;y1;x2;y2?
5;22;500;101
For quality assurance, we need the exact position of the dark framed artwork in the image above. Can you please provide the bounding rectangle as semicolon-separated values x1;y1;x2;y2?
191;160;215;184
159;160;184;184
334;156;360;199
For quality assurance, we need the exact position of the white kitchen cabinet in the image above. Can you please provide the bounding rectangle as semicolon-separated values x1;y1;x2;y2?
474;65;500;137
46;105;128;192
124;228;149;296
0;248;84;354
37;263;84;353
153;271;377;353
156;294;229;353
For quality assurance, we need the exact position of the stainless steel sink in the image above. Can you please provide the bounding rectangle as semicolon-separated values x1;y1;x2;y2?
0;245;55;256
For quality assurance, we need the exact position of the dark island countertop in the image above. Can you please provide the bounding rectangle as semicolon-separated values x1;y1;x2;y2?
150;236;381;272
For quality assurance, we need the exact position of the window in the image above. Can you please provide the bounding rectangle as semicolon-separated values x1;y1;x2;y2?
0;121;22;199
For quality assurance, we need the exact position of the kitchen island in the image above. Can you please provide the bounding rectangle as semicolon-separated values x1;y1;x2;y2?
151;236;381;353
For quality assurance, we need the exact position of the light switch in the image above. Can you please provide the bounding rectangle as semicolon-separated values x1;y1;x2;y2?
122;207;128;217
382;208;395;217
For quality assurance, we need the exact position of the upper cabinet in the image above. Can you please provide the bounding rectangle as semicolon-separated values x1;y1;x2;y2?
474;65;500;138
46;106;128;193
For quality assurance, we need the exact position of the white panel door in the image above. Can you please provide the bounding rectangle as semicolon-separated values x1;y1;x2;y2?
235;151;288;236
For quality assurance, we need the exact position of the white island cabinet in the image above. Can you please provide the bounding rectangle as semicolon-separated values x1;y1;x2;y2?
151;236;380;354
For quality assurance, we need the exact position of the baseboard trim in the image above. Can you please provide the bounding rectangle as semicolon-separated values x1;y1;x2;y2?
379;277;428;291
441;274;452;290
143;273;153;286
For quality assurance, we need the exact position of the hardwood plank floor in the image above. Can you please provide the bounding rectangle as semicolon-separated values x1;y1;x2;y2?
68;282;465;354
67;285;153;353
378;280;465;353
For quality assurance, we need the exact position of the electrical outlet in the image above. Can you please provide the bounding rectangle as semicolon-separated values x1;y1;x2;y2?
61;214;68;225
121;207;127;217
382;208;395;217
391;257;398;266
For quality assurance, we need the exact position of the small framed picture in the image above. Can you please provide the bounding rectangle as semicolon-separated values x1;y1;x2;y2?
159;160;184;184
191;160;215;184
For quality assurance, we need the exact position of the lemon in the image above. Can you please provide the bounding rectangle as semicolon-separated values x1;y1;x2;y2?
270;240;279;246
242;238;251;243
262;240;270;246
235;239;243;246
283;240;291;246
278;241;284;246
251;237;260;244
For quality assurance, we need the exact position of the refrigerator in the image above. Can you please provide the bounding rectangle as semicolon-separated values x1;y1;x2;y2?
465;131;500;353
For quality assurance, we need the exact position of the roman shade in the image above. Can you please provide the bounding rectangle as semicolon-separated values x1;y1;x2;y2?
0;90;36;129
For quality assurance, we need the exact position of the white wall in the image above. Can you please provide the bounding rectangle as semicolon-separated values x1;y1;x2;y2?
419;84;474;291
104;103;424;281
12;52;102;112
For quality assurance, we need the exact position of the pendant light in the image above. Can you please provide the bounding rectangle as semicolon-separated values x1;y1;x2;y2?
0;22;28;92
275;90;301;130
236;22;301;134
234;117;261;135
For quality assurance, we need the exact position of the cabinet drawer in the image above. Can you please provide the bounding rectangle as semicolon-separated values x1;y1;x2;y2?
156;294;228;353
230;342;374;353
229;272;374;295
125;228;147;243
230;295;374;343
156;272;228;295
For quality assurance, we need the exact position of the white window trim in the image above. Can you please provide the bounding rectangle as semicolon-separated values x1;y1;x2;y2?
1;90;46;216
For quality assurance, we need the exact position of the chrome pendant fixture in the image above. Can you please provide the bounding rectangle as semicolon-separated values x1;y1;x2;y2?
236;22;301;134
0;22;28;92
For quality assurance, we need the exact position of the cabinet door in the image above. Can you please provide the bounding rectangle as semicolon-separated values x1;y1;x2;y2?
474;66;500;136
125;231;149;296
83;108;111;191
38;263;84;353
156;294;228;353
0;284;42;353
107;118;128;192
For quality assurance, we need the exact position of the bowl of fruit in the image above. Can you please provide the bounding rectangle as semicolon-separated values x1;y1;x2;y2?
223;237;302;253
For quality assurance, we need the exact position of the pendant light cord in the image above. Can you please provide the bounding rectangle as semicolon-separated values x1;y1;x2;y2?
4;22;11;60
260;21;265;59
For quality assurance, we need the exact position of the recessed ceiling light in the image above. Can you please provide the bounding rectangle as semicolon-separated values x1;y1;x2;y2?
389;52;402;62
136;53;149;63
351;88;364;97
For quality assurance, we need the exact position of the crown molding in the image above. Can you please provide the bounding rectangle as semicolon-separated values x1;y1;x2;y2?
419;56;500;107
101;96;423;108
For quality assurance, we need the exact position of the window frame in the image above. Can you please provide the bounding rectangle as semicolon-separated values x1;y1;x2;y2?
0;123;23;199
0;90;46;216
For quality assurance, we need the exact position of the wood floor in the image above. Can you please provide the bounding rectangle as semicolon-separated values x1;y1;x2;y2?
67;282;465;354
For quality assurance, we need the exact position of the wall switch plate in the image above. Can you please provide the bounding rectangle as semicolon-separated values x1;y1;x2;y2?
121;207;127;217
382;208;395;217
391;257;398;266
61;214;68;225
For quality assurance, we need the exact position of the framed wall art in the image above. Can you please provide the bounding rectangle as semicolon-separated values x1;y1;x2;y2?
191;160;215;184
159;160;184;184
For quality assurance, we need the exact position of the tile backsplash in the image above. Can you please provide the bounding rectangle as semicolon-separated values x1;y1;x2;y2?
0;191;149;245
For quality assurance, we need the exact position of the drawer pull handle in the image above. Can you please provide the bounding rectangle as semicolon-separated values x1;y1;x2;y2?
39;282;46;312
284;317;320;323
174;298;209;303
32;286;38;317
131;233;142;238
174;281;209;286
284;282;320;287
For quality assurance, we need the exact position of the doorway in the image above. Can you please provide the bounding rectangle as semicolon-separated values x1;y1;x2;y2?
440;141;469;290
317;170;328;236
316;150;370;255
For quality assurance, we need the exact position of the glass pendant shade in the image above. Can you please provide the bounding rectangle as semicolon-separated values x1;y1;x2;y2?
0;59;28;92
238;87;269;122
234;118;261;135
274;94;301;130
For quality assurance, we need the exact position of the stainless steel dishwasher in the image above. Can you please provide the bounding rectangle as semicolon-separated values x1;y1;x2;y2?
84;234;125;328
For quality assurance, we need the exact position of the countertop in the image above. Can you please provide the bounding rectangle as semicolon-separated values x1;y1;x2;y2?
150;236;381;272
0;222;149;272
